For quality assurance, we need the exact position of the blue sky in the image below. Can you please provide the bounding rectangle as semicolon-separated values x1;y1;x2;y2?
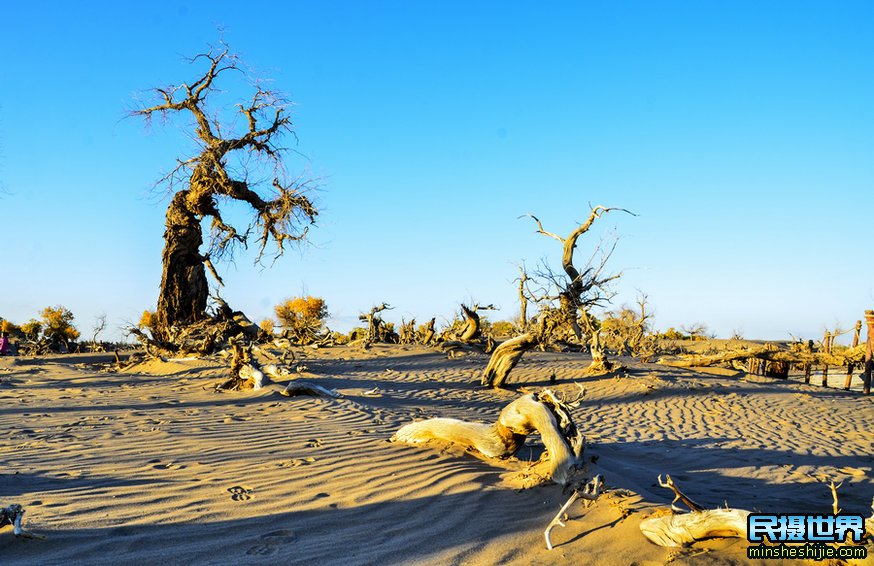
1;1;872;341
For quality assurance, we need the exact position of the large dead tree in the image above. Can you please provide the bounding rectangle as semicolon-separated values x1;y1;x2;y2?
516;207;633;374
134;43;317;348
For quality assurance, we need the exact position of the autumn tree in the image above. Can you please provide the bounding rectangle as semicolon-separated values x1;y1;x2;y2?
19;319;41;341
134;42;317;348
40;306;80;349
274;296;328;344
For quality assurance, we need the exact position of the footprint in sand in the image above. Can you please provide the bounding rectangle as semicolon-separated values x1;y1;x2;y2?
278;457;316;468
245;529;296;555
228;486;255;501
305;438;323;448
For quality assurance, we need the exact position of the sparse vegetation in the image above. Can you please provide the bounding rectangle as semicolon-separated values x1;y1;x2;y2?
274;296;328;345
40;305;80;348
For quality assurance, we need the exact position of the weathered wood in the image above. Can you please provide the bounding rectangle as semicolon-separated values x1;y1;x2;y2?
392;390;581;484
803;339;813;384
864;310;874;395
0;504;43;539
638;475;750;547
481;333;540;388
280;381;341;398
845;320;862;390
640;508;750;547
821;331;831;387
544;475;603;550
517;266;529;329
421;317;436;345
658;344;865;370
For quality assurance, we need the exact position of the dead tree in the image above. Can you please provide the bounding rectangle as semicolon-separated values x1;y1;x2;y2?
90;314;107;352
658;344;866;370
458;303;497;342
524;207;634;374
133;42;317;350
481;332;541;387
419;317;436;345
398;318;417;344
392;389;584;485
359;303;392;347
516;266;531;330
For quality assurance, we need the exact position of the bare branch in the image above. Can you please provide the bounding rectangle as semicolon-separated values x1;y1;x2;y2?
657;474;704;513
544;475;603;550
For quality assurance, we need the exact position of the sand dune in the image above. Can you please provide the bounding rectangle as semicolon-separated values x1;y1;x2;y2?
1;346;872;565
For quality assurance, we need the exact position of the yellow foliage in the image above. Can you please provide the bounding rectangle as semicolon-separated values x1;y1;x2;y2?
20;319;42;339
40;305;80;342
259;318;275;335
274;296;328;343
139;310;156;329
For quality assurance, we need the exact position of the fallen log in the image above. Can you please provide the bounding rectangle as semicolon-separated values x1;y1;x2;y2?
658;344;866;370
392;389;583;485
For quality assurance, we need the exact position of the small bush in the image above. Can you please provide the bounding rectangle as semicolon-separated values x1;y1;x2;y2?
274;296;328;344
259;318;275;336
19;319;42;340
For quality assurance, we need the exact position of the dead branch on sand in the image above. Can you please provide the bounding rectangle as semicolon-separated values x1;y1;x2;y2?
1;504;44;539
657;344;866;370
392;389;584;485
544;474;604;550
639;475;751;547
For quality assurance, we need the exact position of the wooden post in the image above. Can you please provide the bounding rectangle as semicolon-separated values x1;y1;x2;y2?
803;340;813;384
844;320;862;390
863;311;874;396
821;331;830;387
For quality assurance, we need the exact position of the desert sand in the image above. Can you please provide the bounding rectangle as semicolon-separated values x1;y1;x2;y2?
1;345;872;565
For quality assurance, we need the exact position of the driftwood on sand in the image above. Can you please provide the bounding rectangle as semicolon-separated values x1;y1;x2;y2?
1;504;43;539
638;475;751;547
544;474;604;550
214;341;340;398
392;389;584;485
657;344;866;370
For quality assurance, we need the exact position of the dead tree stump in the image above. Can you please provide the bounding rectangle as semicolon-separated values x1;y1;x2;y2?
864;310;874;395
845;320;862;390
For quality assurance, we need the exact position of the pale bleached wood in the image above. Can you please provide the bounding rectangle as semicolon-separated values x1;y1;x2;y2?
544;475;603;550
481;333;540;388
392;391;579;484
639;508;750;547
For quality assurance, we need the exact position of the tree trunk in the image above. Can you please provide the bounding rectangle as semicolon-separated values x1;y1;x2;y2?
155;191;209;341
482;333;540;388
392;391;581;485
459;304;481;342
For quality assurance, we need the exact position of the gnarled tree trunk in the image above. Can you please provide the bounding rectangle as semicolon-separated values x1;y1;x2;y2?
392;390;583;485
482;333;540;388
154;191;209;341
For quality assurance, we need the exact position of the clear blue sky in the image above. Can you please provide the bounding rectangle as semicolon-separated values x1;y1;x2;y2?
1;1;872;342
